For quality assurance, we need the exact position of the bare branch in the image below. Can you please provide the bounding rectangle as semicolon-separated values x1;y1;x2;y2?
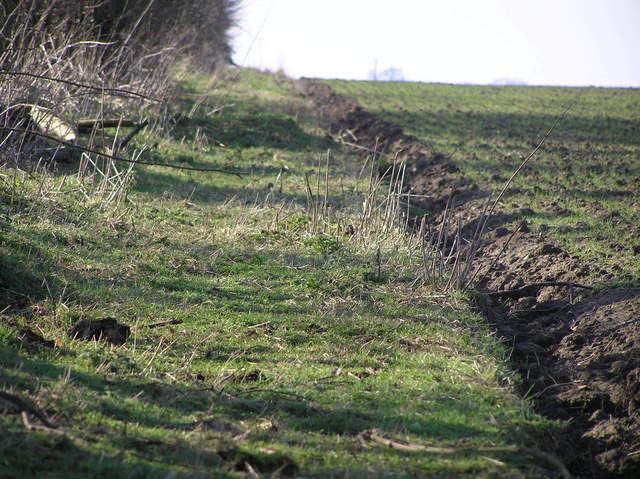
0;71;161;103
117;119;149;150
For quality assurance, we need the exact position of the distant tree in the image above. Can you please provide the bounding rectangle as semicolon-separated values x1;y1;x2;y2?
378;67;405;81
491;78;528;86
0;0;239;72
368;59;379;81
368;64;404;82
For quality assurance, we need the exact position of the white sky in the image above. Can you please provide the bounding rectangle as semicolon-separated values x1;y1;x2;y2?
231;0;640;87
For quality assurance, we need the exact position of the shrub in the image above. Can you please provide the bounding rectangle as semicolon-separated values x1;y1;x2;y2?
0;0;239;168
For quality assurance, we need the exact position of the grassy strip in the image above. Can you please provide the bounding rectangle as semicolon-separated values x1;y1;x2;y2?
325;79;640;281
1;69;554;478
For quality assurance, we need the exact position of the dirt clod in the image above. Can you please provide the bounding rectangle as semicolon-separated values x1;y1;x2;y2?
68;317;130;345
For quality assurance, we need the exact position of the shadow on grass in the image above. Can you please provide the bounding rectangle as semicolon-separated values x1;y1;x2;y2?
0;348;232;477
219;390;489;439
133;167;313;207
0;343;498;478
0;236;65;310
0;428;219;479
170;111;323;150
131;159;360;211
378;108;639;147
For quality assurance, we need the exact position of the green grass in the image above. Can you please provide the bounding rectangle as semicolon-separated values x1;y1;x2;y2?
1;69;555;478
325;80;640;281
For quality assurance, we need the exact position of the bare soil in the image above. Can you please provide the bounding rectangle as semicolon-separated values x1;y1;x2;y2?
298;79;640;478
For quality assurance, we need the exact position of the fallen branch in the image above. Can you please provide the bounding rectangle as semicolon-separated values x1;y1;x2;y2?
77;119;138;133
486;281;593;300
21;411;83;444
0;390;57;429
0;127;244;177
0;71;161;103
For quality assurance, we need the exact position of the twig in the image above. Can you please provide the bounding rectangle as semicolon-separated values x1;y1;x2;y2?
362;429;457;453
338;139;396;160
141;338;178;374
0;391;57;429
485;100;577;222
244;462;261;478
459;100;579;289
0;71;161;103
359;429;516;454
486;281;593;300
209;286;236;297
146;319;183;328
21;411;62;433
304;174;316;230
234;388;311;402
0;127;244;176
117;119;148;150
359;429;573;479
527;381;576;399
459;195;492;287
247;321;271;329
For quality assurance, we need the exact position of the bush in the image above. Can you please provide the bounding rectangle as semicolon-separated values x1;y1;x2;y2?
1;1;238;69
0;0;239;167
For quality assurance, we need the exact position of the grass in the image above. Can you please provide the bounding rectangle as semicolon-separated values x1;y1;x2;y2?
324;80;640;281
1;69;556;478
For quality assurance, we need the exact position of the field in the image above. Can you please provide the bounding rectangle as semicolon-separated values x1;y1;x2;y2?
324;80;640;281
0;70;563;478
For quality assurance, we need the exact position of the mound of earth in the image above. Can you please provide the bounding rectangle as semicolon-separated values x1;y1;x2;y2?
297;78;640;478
